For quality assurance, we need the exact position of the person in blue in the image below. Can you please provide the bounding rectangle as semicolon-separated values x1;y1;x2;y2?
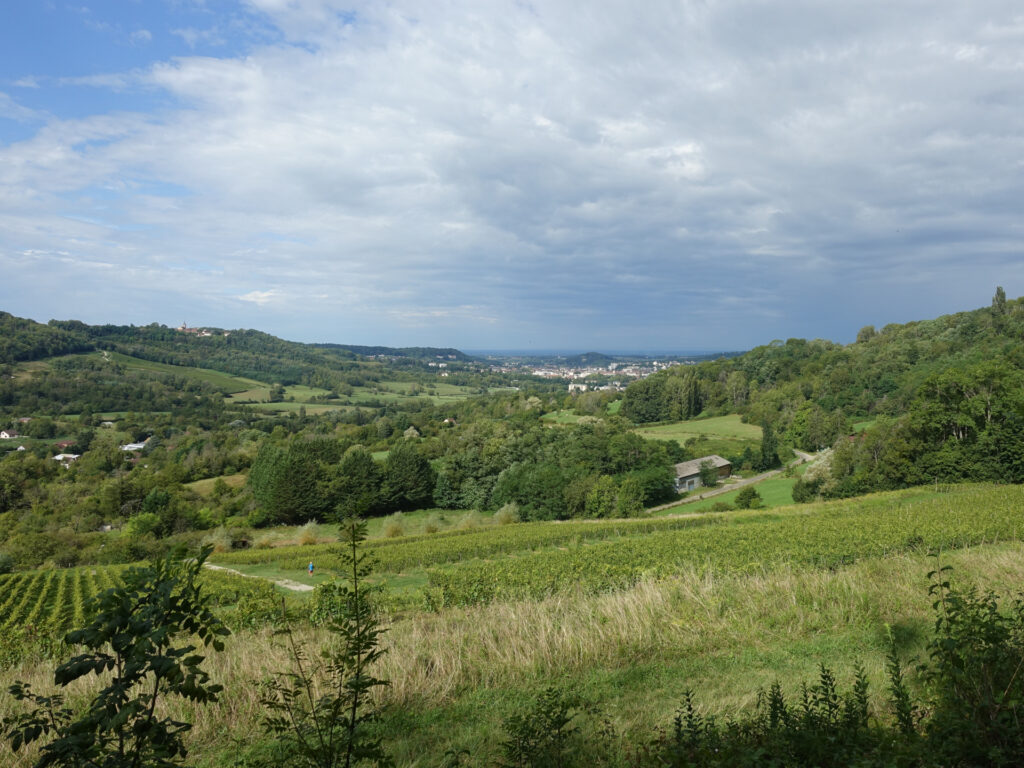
308;561;314;577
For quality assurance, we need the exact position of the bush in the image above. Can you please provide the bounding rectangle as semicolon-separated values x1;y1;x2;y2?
382;512;406;538
297;520;320;546
202;526;234;553
494;502;521;526
0;553;13;574
734;485;764;509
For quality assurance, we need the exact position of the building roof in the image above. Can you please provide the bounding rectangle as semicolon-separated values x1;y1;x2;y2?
673;455;732;478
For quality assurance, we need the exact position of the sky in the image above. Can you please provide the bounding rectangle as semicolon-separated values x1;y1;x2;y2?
1;1;1023;352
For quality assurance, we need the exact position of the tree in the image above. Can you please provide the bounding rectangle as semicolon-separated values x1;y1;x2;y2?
249;442;331;524
734;485;763;509
615;476;646;518
330;446;382;518
698;460;719;489
258;517;390;768
584;475;617;518
4;546;228;768
381;440;435;511
757;422;780;471
856;325;876;344
992;285;1007;316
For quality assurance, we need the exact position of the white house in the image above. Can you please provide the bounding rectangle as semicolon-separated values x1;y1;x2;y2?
53;453;81;467
0;430;18;439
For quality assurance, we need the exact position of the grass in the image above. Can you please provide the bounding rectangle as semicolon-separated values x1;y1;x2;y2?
634;414;762;442
664;473;799;513
540;409;585;424
853;419;877;433
184;473;248;497
8;541;1024;768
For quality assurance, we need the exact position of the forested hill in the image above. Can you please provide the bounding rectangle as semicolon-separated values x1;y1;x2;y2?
621;289;1024;497
312;343;475;362
0;312;93;363
621;290;1024;427
1;314;462;388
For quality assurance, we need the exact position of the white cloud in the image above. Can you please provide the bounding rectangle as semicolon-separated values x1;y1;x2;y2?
235;289;281;305
3;0;1024;347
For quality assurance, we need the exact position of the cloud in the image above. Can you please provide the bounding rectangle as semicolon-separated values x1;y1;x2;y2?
2;1;1024;348
235;289;281;305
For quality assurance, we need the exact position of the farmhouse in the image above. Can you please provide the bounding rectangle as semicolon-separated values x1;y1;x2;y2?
0;430;18;439
53;453;80;467
674;455;732;492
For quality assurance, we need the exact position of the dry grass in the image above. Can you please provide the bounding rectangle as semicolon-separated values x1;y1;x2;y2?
382;513;406;539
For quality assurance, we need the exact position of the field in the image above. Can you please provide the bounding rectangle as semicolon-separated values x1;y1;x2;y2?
5;483;1024;766
184;473;248;497
634;414;762;442
634;414;763;459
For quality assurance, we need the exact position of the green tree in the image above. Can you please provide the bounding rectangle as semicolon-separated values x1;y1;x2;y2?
992;285;1007;316
697;460;719;489
615;476;645;517
4;547;228;768
734;485;763;509
757;421;780;471
258;517;390;768
381;440;435;511
584;475;618;518
330;446;382;518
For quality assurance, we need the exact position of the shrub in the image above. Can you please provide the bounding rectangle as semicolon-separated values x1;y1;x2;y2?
457;511;482;531
423;514;442;535
734;485;764;509
298;520;320;546
202;526;234;553
494;502;521;526
382;512;406;539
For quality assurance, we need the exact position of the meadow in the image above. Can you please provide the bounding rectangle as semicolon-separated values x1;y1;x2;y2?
633;413;763;459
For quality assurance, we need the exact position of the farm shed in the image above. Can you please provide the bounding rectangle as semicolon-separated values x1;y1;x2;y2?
673;455;732;492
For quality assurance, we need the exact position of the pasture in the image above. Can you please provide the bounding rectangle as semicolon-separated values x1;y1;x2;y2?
634;413;762;442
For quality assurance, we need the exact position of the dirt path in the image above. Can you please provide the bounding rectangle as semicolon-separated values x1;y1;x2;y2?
204;562;314;592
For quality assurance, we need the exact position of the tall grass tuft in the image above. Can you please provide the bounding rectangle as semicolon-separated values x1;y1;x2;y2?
382;513;406;539
297;521;320;546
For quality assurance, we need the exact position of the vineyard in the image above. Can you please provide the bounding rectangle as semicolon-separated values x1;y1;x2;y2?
208;483;1024;608
0;564;278;667
426;484;1024;604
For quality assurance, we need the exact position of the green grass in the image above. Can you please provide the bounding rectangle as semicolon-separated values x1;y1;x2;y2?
665;474;798;513
184;473;248;497
634;414;762;442
540;409;585;424
853;419;877;433
607;399;622;414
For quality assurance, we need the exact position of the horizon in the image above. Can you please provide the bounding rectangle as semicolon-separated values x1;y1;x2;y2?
3;2;1023;349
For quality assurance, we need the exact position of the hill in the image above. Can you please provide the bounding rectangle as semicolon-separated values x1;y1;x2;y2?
313;343;476;361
